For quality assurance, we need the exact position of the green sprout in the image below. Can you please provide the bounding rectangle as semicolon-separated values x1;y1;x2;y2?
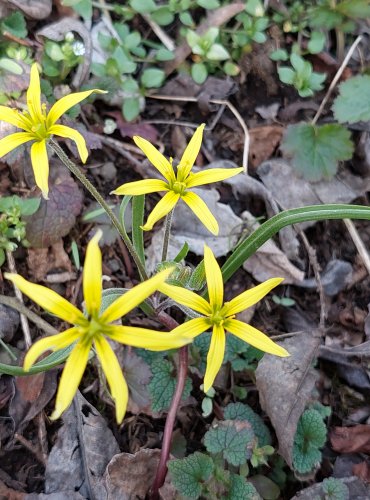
278;53;326;97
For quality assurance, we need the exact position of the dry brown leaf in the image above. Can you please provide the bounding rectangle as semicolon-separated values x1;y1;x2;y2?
249;125;283;169
9;371;57;431
0;480;25;500
27;241;73;282
255;332;321;468
330;425;370;454
352;461;370;483
103;449;176;500
1;0;51;19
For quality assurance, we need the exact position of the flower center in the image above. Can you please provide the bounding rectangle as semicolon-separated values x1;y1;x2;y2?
171;180;187;195
85;317;104;340
209;310;225;326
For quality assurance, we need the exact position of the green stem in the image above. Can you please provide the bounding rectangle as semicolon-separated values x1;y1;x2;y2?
222;204;370;283
161;209;174;262
49;139;148;280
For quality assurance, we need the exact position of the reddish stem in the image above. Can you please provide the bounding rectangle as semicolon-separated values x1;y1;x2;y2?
150;312;189;499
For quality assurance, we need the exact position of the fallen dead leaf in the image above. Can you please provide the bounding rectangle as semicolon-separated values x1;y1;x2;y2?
25;167;83;248
44;392;119;499
249;126;283;169
352;461;370;483
1;0;51;19
103;449;176;500
9;371;57;431
105;111;158;142
330;425;370;454
255;332;321;469
0;480;25;500
27;241;73;282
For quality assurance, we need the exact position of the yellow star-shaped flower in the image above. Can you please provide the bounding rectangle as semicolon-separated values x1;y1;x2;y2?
111;124;243;235
5;231;190;423
159;245;290;392
0;64;106;198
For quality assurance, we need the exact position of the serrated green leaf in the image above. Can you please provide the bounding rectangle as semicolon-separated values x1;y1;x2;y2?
228;474;261;500
204;422;254;466
224;402;272;446
322;477;350;500
148;359;192;411
281;123;354;181
168;452;214;499
293;409;327;473
333;75;370;123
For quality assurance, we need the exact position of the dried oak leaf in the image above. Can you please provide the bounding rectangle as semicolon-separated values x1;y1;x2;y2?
330;425;370;454
25;167;83;248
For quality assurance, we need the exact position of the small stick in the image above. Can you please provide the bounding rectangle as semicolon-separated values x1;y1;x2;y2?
14;433;46;466
142;13;175;51
343;218;370;275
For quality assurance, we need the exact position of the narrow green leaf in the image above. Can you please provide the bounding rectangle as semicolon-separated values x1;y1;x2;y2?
173;242;189;263
221;204;370;283
132;195;146;269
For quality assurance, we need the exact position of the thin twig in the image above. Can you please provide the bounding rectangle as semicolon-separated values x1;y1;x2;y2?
311;35;362;125
0;295;58;335
343;218;370;275
142;13;175;51
14;433;46;466
6;251;32;348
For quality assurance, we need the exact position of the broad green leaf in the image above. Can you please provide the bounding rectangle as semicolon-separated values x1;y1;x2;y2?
228;474;261;500
224;61;240;76
45;41;65;62
0;58;23;75
197;0;220;8
1;11;27;38
307;31;325;54
168;452;214;499
204;421;254;466
337;0;370;18
245;0;264;16
207;43;230;61
333;75;370;123
191;63;208;84
123;97;141;121
270;49;289;61
281;123;354;181
148;359;192;411
140;68;165;88
277;67;295;84
0;249;5;267
130;0;156;13
156;48;175;61
152;7;174;25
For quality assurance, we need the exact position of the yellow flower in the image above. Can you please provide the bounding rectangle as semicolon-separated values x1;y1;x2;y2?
159;245;289;392
5;231;190;423
0;63;106;198
111;124;243;235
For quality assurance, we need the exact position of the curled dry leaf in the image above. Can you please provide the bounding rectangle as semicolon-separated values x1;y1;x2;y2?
255;332;321;468
330;425;370;454
25;167;83;248
1;0;51;19
45;392;119;499
103;449;176;500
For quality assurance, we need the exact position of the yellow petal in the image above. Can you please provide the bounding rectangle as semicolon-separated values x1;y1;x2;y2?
5;273;85;325
203;244;224;309
48;124;88;163
177;124;205;181
166;317;210;339
181;191;218;235
223;278;284;317
111;179;169;196
225;319;290;357
47;89;107;127
101;267;174;323
0;131;34;158
23;327;81;370
27;64;43;123
50;339;91;420
159;282;211;316
0;106;29;130
203;324;225;392
94;335;128;423
83;230;103;317
186;167;244;188
106;325;191;351
141;191;180;231
133;135;175;182
30;140;49;198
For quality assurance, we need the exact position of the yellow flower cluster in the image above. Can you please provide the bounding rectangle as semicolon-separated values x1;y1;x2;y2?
1;63;289;423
